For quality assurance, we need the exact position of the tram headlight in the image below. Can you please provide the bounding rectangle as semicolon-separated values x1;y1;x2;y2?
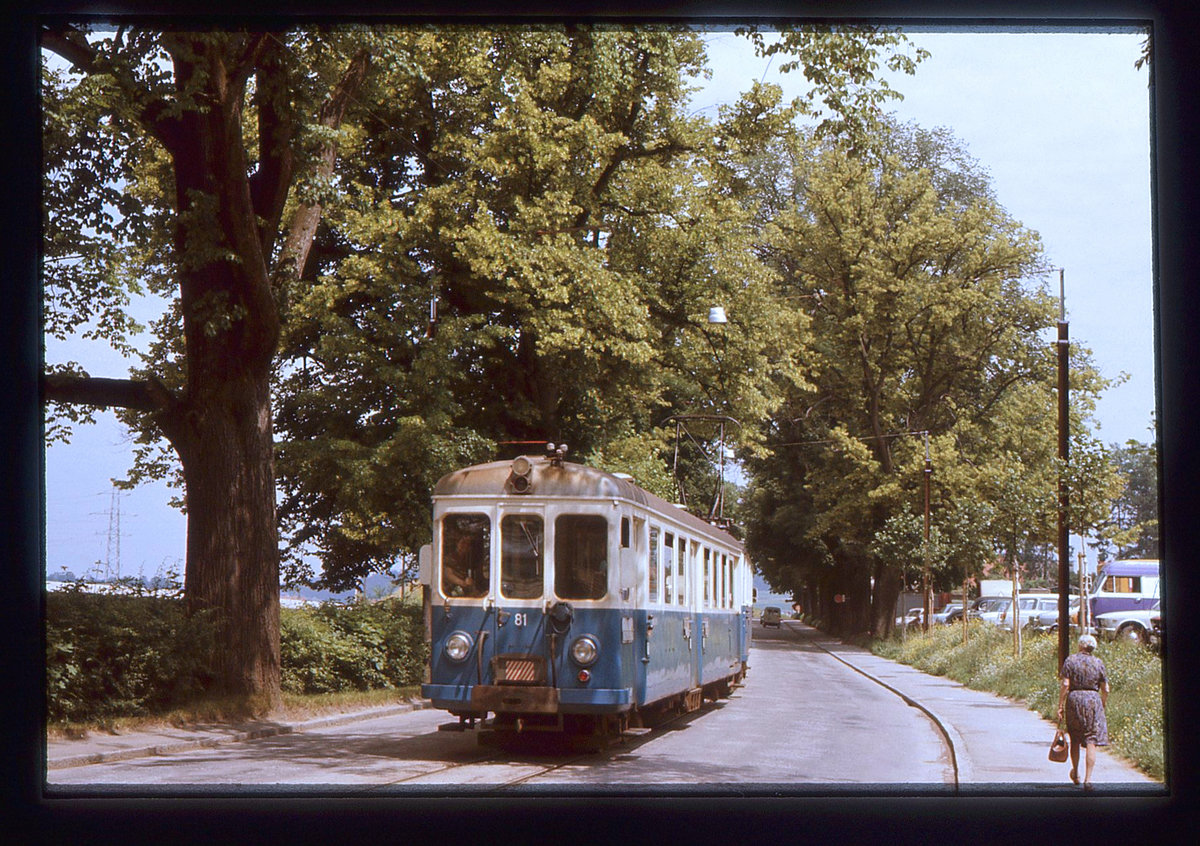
569;635;599;667
443;631;474;662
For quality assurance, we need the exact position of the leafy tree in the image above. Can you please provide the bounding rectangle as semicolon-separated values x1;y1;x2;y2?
40;22;938;689
742;117;1125;637
1107;438;1160;559
271;25;811;588
41;25;374;705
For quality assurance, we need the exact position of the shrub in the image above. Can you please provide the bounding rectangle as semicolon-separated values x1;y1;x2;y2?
277;598;427;695
47;592;429;723
45;592;218;723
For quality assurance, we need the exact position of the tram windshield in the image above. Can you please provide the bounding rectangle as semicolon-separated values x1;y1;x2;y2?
554;514;608;600
501;514;543;599
441;514;490;598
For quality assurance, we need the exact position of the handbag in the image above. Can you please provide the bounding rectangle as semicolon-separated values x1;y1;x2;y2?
1048;726;1069;763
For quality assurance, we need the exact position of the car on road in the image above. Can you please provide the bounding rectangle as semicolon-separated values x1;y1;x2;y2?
1095;599;1160;645
761;606;782;627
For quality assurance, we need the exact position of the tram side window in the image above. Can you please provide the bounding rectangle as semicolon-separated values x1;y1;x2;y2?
703;547;710;607
442;514;490;598
663;532;675;605
677;537;687;606
555;515;608;600
649;527;660;602
501;514;543;599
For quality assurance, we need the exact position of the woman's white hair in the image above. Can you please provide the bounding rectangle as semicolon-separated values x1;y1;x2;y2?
1079;634;1098;651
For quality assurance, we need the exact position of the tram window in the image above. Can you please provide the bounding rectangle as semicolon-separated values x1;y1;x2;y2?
555;515;608;600
703;548;710;607
621;517;630;548
662;532;675;605
677;537;686;605
441;514;490;598
721;554;728;608
501;514;543;599
648;527;660;602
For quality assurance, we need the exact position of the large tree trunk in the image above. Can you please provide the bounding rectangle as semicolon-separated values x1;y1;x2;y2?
871;560;902;638
41;28;370;712
176;370;281;707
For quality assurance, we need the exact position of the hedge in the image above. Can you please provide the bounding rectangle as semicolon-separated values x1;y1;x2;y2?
45;590;428;723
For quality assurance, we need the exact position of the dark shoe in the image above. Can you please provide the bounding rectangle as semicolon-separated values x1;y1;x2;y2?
1069;769;1079;785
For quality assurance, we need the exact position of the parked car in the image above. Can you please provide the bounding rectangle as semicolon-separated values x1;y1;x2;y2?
1095;599;1160;644
894;608;925;629
942;604;980;625
994;594;1068;632
1026;595;1082;634
931;604;961;625
973;596;1013;627
760;606;782;628
1150;608;1163;653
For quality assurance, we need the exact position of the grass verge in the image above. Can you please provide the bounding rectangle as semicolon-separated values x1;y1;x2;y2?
872;622;1165;781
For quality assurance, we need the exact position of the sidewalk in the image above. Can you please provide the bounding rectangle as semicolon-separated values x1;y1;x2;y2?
46;700;429;771
801;625;1164;791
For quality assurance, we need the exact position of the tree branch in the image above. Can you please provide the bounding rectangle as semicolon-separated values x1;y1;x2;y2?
273;48;371;288
41;24;184;155
41;373;189;446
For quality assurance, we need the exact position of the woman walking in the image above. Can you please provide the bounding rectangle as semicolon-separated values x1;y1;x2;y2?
1057;633;1110;789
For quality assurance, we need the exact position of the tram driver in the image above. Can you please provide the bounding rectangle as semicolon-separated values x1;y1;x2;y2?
443;524;489;597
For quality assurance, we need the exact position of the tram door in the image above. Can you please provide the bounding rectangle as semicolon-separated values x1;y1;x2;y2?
490;510;548;681
618;515;642;693
691;540;705;689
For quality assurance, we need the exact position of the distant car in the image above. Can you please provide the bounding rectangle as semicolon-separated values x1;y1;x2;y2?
974;597;1013;627
942;605;979;625
760;606;782;627
931;604;961;625
1150;608;1163;653
995;595;1062;632
894;608;925;629
1026;595;1081;634
1095;599;1160;644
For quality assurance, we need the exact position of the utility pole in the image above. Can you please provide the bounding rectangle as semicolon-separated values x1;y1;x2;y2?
922;431;932;633
1056;269;1071;670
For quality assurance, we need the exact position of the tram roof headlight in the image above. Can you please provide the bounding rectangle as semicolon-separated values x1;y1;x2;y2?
569;635;599;667
510;456;533;493
444;631;473;662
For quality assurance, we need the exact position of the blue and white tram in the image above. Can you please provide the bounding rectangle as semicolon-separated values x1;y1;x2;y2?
419;447;752;739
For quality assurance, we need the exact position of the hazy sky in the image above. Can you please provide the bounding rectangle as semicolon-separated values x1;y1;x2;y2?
42;26;1154;579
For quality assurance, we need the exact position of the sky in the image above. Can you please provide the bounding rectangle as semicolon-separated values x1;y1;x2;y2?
41;26;1154;581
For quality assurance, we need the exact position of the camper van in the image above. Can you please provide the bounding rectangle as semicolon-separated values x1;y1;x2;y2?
1089;559;1159;620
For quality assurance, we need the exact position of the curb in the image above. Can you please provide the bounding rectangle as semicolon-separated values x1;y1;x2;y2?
47;700;432;771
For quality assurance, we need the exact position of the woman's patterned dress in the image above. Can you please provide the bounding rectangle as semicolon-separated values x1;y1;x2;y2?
1060;652;1109;746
